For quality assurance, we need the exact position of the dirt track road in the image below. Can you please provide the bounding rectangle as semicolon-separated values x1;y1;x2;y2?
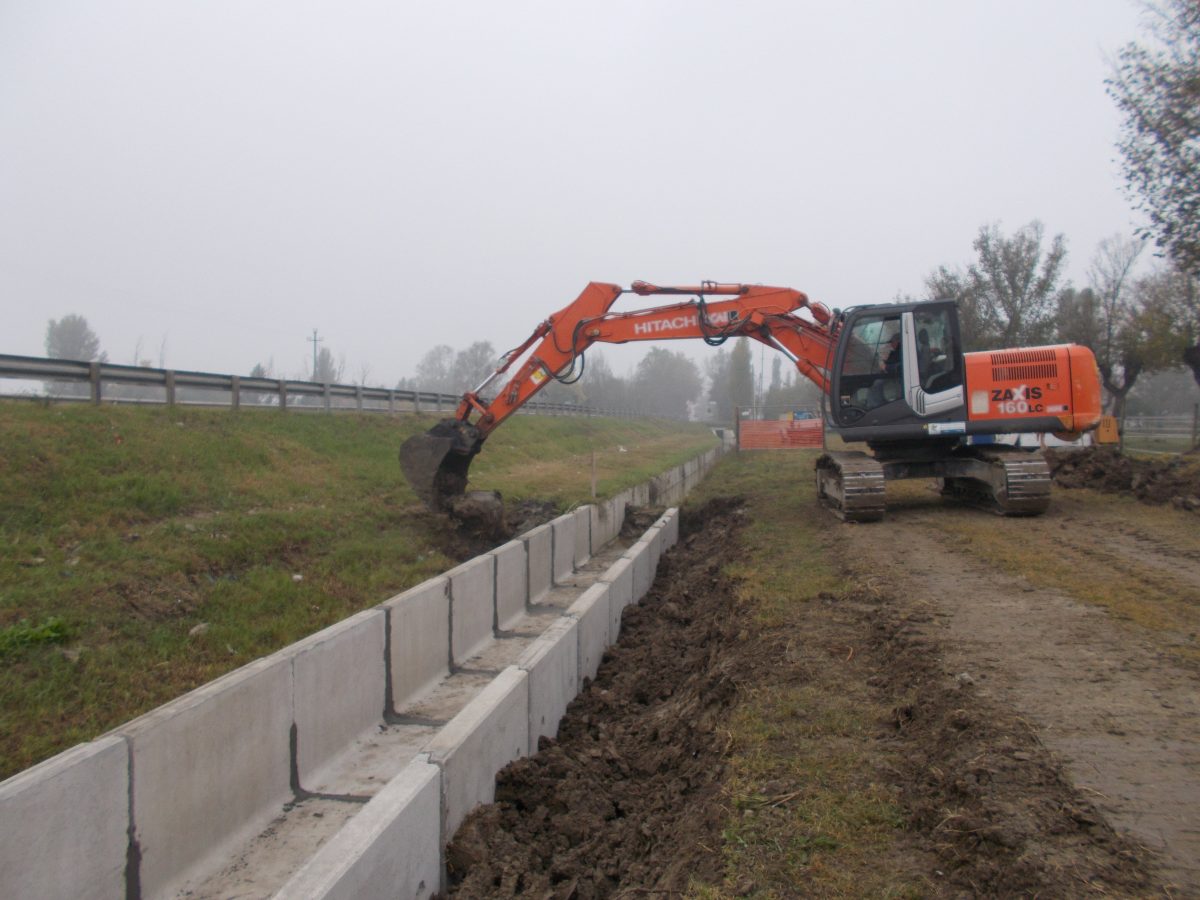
837;489;1200;895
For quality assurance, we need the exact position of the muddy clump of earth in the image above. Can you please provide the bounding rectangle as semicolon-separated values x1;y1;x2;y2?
426;495;562;562
1046;446;1200;510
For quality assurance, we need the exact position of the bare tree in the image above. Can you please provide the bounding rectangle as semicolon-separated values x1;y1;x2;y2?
1089;236;1146;415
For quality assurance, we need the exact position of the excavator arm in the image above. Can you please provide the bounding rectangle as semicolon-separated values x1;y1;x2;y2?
400;280;836;509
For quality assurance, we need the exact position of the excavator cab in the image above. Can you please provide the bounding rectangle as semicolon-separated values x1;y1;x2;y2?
827;301;967;442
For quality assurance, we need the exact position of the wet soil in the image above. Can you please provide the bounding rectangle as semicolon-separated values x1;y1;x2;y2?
442;494;1168;897
425;498;562;562
1047;446;1200;510
444;498;748;897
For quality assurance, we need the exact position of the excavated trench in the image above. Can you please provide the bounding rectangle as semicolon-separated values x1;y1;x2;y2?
443;498;747;897
440;495;1163;898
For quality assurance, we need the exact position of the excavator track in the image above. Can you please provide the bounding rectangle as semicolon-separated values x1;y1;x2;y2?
939;447;1052;516
815;451;887;522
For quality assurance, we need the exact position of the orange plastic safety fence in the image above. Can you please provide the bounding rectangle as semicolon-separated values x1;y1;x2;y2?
737;419;823;450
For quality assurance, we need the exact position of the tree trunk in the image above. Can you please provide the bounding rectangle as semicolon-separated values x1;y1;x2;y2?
1184;343;1200;389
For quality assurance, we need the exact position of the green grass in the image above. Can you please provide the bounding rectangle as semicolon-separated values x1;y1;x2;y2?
0;403;716;778
681;452;927;899
0;616;70;657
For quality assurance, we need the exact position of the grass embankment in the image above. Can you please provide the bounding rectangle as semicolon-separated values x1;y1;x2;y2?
0;403;715;779
684;451;927;898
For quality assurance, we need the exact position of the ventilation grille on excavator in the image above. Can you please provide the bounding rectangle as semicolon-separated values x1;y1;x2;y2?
990;348;1058;382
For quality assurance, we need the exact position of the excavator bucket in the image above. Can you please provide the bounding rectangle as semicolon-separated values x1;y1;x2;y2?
399;419;484;511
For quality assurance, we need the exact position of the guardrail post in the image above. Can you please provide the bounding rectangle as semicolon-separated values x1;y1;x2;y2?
89;362;101;405
414;391;421;414
434;393;441;412
278;379;288;410
355;385;363;411
388;389;395;414
165;370;176;406
230;375;240;411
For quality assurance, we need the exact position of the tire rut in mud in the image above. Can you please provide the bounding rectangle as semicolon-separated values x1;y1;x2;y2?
442;496;751;897
864;596;1156;896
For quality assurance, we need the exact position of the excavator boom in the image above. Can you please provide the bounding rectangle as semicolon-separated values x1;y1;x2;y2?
400;281;836;510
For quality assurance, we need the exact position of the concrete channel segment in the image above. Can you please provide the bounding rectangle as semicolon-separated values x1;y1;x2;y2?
572;505;592;567
568;582;614;682
589;495;624;555
383;576;450;710
447;556;495;667
522;522;553;605
425;666;530;841
121;654;295;900
0;444;724;899
492;539;528;632
599;555;635;640
0;736;128;900
272;756;442;900
292;609;387;787
517;616;581;749
625;535;655;603
551;513;576;584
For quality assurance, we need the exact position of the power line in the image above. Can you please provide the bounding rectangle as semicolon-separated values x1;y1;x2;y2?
309;328;324;376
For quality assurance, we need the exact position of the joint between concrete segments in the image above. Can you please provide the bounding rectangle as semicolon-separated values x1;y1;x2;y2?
491;553;499;636
524;545;533;613
381;604;395;719
289;721;303;797
123;734;141;900
446;578;456;673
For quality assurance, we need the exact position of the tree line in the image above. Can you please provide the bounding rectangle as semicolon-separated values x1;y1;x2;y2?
399;341;708;420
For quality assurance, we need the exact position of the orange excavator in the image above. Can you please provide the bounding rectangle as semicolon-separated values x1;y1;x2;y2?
400;281;1103;522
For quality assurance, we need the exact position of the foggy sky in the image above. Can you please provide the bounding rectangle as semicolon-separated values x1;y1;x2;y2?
1;1;1145;387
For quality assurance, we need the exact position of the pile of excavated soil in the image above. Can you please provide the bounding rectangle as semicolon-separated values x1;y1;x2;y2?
426;498;563;562
442;497;750;897
1046;447;1200;510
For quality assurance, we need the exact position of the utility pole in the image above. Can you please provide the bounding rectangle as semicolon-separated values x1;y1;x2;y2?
307;329;323;379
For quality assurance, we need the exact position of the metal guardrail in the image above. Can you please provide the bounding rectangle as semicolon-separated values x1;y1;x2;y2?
0;353;646;419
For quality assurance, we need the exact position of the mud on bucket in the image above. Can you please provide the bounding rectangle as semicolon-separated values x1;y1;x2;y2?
399;419;484;511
